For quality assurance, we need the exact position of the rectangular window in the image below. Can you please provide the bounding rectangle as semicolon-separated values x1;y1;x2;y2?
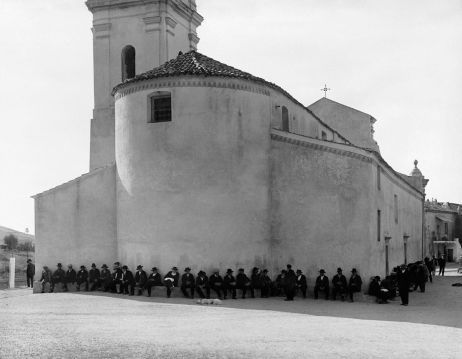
377;210;381;241
377;165;381;190
394;194;398;224
150;94;171;123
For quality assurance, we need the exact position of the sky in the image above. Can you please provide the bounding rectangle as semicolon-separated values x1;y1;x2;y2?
0;0;461;234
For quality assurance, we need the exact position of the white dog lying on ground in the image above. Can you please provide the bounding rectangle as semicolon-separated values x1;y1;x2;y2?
196;298;223;305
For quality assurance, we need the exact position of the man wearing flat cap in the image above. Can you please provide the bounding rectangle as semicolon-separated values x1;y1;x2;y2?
195;270;210;299
76;265;89;291
314;269;329;300
51;263;65;292
100;264;112;292
89;263;101;291
145;267;163;297
223;269;237;300
209;270;224;299
134;265;147;296
332;267;347;301
121;265;135;295
164;266;180;298
181;267;195;298
348;268;363;302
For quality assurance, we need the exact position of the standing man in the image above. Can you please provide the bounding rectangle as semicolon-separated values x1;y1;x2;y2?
180;267;195;298
438;255;446;276
348;268;363;302
121;265;135;295
26;259;35;288
39;266;52;293
223;269;237;300
100;264;112;292
195;270;210;299
64;264;76;292
88;263;101;291
314;269;329;300
209;270;224;299
51;263;65;292
332;268;348;301
284;264;296;301
295;269;307;299
236;268;253;299
145;267;163;297
76;265;89;291
134;265;147;296
164;266;180;298
397;264;411;306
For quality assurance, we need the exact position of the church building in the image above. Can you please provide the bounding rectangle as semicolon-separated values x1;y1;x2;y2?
33;0;428;282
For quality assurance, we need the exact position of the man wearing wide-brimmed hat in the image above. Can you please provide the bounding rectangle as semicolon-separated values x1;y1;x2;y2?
180;267;195;298
100;264;112;292
348;268;363;302
164;266;180;298
195;270;210;299
121;265;135;295
146;267;162;297
89;263;101;291
51;263;65;292
314;269;329;300
63;264;76;292
295;269;307;299
76;265;89;291
209;270;223;299
134;265;147;296
223;269;237;300
332;267;347;301
111;262;123;293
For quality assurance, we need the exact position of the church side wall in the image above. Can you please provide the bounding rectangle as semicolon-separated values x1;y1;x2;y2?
115;78;272;274
269;134;374;284
34;165;117;273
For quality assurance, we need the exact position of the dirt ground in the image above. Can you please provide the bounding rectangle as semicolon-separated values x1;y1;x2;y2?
0;265;461;359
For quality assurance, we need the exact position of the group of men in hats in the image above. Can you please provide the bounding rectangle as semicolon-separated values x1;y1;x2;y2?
313;267;363;302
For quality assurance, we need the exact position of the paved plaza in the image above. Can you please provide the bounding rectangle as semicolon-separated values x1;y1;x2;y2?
0;267;461;359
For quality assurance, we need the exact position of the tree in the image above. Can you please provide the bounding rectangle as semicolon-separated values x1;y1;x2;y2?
17;240;34;252
3;234;18;251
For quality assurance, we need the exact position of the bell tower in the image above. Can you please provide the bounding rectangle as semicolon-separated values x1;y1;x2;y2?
85;0;203;170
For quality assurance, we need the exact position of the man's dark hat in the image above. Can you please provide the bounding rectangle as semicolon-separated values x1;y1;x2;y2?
226;268;233;273
172;266;178;271
296;269;302;273
80;265;85;269
319;269;325;273
27;259;31;262
184;267;191;271
351;268;357;273
57;263;62;267
101;264;108;268
337;267;342;272
136;265;143;270
122;265;128;270
91;263;96;268
262;269;268;273
287;264;292;269
198;270;205;276
114;261;120;266
238;268;244;272
151;267;158;271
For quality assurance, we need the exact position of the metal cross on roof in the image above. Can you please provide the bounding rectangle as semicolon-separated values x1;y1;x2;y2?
321;84;331;98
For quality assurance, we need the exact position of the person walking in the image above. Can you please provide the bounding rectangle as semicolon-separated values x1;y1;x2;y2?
26;259;35;288
438;255;446;276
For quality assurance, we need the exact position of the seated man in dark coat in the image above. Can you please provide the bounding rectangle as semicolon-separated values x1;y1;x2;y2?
332;267;348;301
145;267;163;297
209;270;224;299
112;262;123;293
88;263;101;291
368;276;381;297
274;270;287;296
76;265;89;291
100;264;112;292
39;266;53;293
63;264;76;292
134;265;147;296
260;269;272;298
295;269;307;299
195;270;210;299
51;263;65;292
223;269;237;300
250;267;261;297
180;267;195;298
348;268;363;302
120;265;135;295
164;266;180;298
236;268;253;299
314;269;329;300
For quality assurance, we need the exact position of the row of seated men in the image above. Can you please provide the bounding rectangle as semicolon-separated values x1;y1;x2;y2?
39;263;363;301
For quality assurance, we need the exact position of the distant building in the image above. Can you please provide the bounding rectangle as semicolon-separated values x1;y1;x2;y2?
33;0;429;281
425;200;462;262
